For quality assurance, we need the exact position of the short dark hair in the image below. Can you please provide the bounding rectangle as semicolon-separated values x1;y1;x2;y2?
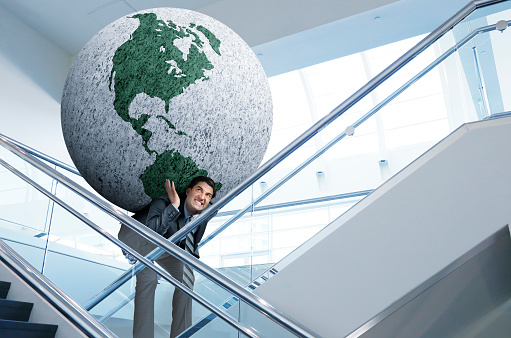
188;176;216;198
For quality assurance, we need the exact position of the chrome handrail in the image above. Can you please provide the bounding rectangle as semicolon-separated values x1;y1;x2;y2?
91;0;509;326
0;137;317;337
212;19;506;251
198;189;371;248
227;12;511;305
1;0;504;335
0;156;259;338
163;0;497;248
0;132;80;176
214;189;373;217
0;238;115;337
85;187;371;312
66;0;509;321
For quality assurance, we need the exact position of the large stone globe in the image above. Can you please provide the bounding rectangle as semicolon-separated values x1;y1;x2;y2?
61;8;272;212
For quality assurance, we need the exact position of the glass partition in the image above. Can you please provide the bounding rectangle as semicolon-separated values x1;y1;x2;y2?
199;193;366;287
0;142;312;337
0;147;56;271
197;0;511;292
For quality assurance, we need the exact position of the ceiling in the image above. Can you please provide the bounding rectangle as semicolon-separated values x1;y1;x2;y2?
0;0;470;76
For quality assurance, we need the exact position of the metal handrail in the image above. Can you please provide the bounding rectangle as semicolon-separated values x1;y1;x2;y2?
0;132;80;176
88;189;371;320
0;239;115;337
113;2;504;302
215;189;372;217
228;12;511;303
0;137;317;336
89;7;511;327
213;18;507;252
162;0;501;249
62;0;509;320
0;156;259;337
1;0;505;335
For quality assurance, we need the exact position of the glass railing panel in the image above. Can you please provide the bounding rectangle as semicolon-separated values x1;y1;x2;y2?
452;1;511;117
2;139;316;336
0;147;56;237
93;258;307;337
0;144;131;270
190;318;239;338
184;290;299;338
91;267;218;338
31;188;231;336
366;38;439;103
0;143;57;191
89;273;136;336
250;95;378;204
42;202;128;301
0;155;55;271
0;148;140;333
189;297;297;338
49;181;128;263
479;18;511;114
0;154;287;337
197;2;511;295
458;0;511;28
199;194;365;289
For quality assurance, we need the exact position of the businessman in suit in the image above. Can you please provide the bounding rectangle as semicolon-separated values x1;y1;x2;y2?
118;176;216;338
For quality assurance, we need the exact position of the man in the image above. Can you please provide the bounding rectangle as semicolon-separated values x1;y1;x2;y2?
118;176;216;338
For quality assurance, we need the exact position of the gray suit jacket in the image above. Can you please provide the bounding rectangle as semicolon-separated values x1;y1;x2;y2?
118;194;213;258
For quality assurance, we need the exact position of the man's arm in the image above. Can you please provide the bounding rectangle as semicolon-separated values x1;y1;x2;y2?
145;180;181;235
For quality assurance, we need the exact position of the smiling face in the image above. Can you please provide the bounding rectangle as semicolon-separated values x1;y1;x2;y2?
184;181;214;215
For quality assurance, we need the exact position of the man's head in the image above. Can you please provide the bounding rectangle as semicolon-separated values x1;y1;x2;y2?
185;176;216;215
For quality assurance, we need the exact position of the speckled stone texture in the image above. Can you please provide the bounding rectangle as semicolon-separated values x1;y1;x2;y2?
61;8;272;212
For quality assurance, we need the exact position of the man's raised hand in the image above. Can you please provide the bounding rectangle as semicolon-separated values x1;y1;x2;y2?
165;179;180;209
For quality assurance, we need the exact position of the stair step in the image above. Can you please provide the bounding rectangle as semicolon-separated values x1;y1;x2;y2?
0;318;58;338
0;298;33;321
0;281;10;299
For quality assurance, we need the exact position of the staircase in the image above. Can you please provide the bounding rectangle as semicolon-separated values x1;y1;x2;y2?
0;281;58;338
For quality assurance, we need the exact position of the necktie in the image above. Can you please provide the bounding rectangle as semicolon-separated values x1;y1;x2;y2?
184;216;195;255
182;215;195;289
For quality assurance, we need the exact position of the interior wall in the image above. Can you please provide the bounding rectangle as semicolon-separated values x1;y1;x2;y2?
0;5;73;163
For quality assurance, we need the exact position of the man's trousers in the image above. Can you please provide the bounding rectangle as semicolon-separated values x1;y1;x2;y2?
133;252;195;338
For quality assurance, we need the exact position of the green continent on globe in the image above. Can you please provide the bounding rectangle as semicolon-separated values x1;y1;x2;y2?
108;12;222;153
108;11;223;199
140;149;222;199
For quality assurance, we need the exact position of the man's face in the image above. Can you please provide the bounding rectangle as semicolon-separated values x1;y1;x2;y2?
185;181;214;215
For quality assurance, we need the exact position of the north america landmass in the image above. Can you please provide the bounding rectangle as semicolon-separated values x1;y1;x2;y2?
108;12;222;201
